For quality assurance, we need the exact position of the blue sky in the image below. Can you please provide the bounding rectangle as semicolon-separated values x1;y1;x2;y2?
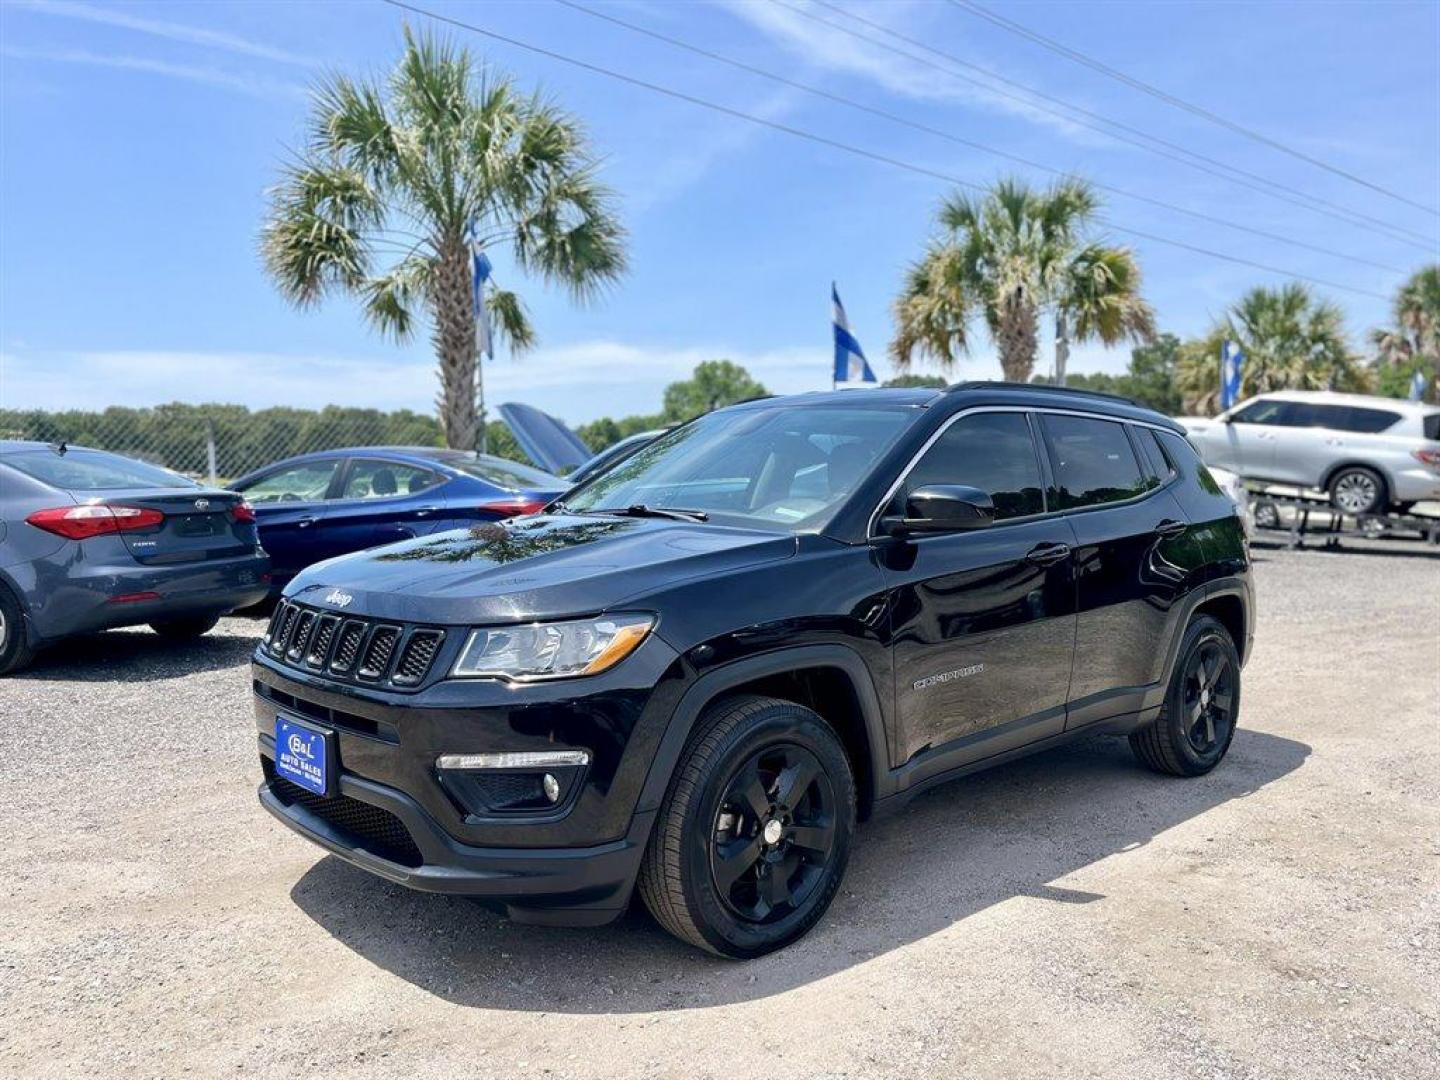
1;0;1436;425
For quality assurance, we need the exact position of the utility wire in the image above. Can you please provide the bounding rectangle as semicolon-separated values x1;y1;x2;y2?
791;0;1436;252
553;0;1404;275
378;0;1389;301
949;0;1438;218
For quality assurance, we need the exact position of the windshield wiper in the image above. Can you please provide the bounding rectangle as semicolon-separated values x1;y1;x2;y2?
580;504;709;523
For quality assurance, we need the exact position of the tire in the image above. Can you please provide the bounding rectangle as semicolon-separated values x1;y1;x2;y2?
1130;615;1241;777
149;614;221;640
0;586;35;677
637;694;856;959
1327;466;1386;516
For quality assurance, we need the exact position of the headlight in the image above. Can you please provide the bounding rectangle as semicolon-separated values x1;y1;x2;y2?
450;614;654;681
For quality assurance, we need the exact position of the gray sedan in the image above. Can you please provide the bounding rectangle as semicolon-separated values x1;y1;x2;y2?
0;441;270;675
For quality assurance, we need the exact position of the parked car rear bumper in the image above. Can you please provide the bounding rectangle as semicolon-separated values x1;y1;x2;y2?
17;550;270;642
1387;465;1440;505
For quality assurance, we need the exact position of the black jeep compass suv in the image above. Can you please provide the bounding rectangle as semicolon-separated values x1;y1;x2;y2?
255;383;1252;958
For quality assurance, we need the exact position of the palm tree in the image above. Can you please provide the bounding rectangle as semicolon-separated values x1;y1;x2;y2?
891;177;1153;383
1371;265;1439;401
1216;283;1365;397
261;28;625;450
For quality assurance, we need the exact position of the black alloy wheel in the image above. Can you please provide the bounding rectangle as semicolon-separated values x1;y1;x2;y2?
709;743;837;924
638;695;855;958
1130;615;1241;776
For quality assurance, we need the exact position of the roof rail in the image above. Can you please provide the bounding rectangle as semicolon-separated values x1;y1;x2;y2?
945;380;1145;409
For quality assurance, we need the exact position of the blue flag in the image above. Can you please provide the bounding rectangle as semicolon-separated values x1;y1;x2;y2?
832;283;876;387
468;222;493;360
1409;369;1429;401
1220;340;1245;411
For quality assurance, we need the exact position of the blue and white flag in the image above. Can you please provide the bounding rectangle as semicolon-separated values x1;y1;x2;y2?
1409;368;1429;401
1220;340;1245;411
832;283;876;387
468;223;493;360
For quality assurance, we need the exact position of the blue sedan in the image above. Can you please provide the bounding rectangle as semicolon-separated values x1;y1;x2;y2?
229;446;563;595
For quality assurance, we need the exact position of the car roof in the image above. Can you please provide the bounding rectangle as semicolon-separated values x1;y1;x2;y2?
725;383;1183;431
1244;389;1437;414
0;439;101;455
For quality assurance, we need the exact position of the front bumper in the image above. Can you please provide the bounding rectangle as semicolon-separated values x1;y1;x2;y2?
258;734;655;924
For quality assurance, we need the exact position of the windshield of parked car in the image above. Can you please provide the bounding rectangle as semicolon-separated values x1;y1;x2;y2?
5;448;198;491
561;404;916;531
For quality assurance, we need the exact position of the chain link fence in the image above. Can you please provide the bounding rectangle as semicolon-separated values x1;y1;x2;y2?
0;404;450;486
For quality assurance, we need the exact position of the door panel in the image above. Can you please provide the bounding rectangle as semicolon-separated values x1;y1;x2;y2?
882;519;1078;762
878;409;1077;764
1065;491;1201;713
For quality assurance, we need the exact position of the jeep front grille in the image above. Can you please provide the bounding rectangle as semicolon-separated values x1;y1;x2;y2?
261;600;448;689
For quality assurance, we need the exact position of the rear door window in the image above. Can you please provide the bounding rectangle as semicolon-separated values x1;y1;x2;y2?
898;411;1046;521
238;460;340;503
1230;400;1288;425
1336;407;1401;434
1041;415;1149;510
340;460;443;499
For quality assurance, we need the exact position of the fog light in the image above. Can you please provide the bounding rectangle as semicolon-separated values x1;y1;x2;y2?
541;773;560;803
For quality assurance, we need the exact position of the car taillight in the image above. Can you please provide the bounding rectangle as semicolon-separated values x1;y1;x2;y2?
229;501;257;523
478;497;549;517
25;504;165;540
1412;449;1440;469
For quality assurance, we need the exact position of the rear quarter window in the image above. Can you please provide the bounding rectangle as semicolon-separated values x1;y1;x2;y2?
1336;407;1402;434
1423;413;1440;441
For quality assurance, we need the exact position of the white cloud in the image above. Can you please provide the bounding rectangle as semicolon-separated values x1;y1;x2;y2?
0;45;306;100
11;0;316;66
721;0;1101;143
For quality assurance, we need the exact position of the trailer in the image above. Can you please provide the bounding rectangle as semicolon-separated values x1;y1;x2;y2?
1250;488;1440;549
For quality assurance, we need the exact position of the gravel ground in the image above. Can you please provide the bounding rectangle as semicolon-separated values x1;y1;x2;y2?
1;538;1437;1079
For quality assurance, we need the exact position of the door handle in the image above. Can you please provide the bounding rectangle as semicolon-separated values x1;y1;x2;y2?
415;506;439;517
1155;519;1188;538
296;516;317;529
1025;542;1071;566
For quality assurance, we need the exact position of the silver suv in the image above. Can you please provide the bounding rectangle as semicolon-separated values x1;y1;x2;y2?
1179;390;1440;515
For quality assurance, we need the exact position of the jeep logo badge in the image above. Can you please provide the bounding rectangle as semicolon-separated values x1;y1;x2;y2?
324;589;353;608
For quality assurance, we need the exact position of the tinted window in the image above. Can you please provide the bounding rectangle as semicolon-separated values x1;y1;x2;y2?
1042;415;1148;509
565;404;913;532
1134;427;1176;483
1335;406;1401;434
1230;400;1287;425
341;460;442;499
237;460;339;502
1157;430;1225;497
1425;414;1440;441
899;412;1045;521
4;448;196;491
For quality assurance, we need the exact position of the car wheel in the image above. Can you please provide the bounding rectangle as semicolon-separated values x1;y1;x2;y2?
638;694;856;959
0;586;36;677
1130;615;1241;777
1328;467;1386;516
149;614;222;640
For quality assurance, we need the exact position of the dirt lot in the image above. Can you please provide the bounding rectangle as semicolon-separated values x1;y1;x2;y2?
2;538;1437;1080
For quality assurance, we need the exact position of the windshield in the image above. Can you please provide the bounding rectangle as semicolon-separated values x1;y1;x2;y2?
5;448;198;491
562;403;916;531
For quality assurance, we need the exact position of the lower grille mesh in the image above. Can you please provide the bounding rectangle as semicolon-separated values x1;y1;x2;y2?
264;759;423;868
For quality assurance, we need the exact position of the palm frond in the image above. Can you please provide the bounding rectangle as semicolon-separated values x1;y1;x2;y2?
486;287;536;352
361;256;434;341
260;162;384;306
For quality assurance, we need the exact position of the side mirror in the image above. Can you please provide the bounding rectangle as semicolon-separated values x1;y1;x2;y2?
880;484;995;536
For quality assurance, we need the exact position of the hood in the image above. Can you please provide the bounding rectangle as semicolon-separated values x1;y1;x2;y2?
285;513;796;624
498;402;592;475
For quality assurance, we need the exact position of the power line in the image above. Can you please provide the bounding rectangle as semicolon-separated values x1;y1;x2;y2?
553;0;1404;275
377;0;1390;302
791;0;1437;252
949;0;1439;218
